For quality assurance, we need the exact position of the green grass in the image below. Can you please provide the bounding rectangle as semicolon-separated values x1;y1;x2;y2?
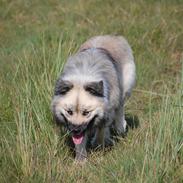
0;0;183;182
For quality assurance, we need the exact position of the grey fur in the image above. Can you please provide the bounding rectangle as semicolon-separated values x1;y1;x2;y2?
51;35;136;161
62;48;121;107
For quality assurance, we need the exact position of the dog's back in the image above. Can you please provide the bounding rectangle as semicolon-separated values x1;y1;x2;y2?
79;35;136;99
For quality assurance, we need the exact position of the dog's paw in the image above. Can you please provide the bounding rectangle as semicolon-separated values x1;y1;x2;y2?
90;137;100;149
114;119;128;137
75;151;87;162
104;137;115;147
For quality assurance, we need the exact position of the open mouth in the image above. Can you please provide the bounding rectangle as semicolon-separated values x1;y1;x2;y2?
72;133;84;145
70;115;98;145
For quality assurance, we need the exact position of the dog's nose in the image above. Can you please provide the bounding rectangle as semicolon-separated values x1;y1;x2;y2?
68;123;87;134
68;123;81;133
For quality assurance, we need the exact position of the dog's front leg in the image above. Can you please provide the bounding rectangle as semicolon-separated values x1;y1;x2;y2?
75;133;88;162
92;126;114;149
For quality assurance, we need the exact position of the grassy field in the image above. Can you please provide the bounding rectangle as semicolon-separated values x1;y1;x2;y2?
0;0;183;182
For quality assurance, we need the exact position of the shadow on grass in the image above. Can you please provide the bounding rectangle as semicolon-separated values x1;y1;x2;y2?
125;113;140;130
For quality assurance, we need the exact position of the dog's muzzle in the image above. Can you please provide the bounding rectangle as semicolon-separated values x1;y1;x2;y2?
68;123;88;135
66;115;99;135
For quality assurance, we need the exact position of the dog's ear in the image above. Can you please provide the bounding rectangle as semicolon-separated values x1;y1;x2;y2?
54;79;73;95
84;80;104;97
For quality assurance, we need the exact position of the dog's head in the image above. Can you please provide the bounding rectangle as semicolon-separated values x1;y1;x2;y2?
51;78;106;144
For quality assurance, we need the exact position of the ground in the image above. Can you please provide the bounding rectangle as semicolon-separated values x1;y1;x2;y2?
0;0;183;182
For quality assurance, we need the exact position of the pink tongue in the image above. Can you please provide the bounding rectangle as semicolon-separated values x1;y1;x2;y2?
72;134;84;145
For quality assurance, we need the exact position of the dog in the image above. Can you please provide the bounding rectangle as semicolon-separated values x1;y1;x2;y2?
51;35;136;161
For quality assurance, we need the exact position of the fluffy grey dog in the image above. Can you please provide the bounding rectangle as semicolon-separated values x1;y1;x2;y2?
51;35;136;161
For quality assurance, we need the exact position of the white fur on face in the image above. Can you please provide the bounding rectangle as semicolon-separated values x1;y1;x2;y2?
54;86;104;125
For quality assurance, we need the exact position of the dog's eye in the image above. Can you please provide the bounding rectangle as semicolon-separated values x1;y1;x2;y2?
82;110;90;116
67;109;73;115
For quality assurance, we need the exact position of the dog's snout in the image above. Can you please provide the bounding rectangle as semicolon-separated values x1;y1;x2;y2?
73;128;81;134
68;123;87;134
